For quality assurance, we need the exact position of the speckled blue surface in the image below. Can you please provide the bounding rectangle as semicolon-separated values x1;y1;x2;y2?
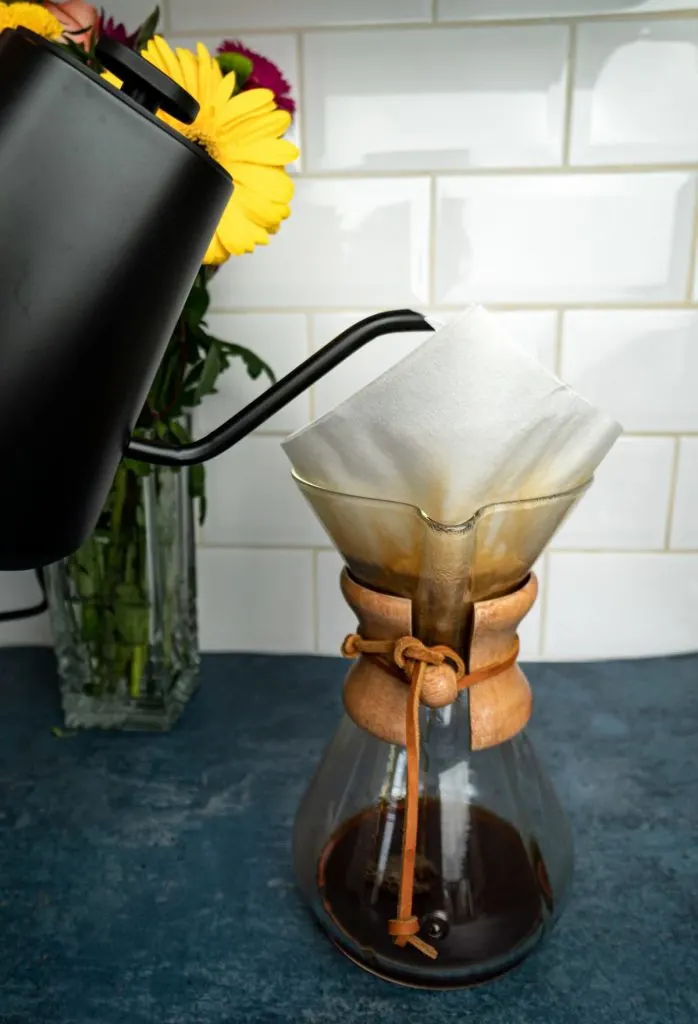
0;648;697;1024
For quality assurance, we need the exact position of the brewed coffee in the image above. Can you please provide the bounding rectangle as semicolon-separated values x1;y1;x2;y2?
318;798;550;988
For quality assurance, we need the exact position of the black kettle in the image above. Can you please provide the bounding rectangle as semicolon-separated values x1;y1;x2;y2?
0;28;431;570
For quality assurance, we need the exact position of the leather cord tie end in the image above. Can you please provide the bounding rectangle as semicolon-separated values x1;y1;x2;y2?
388;915;438;960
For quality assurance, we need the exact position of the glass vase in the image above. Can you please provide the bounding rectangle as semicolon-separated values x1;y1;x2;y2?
45;457;200;731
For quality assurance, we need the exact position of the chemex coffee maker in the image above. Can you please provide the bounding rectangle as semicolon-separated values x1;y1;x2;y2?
0;27;617;989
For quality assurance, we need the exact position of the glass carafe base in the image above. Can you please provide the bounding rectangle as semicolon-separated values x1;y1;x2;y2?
315;798;554;989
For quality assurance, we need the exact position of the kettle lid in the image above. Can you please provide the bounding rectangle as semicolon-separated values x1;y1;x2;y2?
9;27;230;182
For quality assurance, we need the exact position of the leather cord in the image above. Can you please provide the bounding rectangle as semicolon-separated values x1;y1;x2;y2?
342;632;519;959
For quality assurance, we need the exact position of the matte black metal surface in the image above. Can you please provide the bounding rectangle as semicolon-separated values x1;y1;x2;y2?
0;28;231;568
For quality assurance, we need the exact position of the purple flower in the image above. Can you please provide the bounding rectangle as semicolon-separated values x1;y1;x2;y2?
99;12;137;47
218;40;295;115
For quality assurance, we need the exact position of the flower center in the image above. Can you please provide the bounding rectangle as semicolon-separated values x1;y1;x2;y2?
182;124;221;165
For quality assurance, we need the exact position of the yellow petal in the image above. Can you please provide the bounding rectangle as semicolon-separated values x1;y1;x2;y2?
231;138;299;166
228;109;292;144
114;37;296;262
144;36;184;89
218;88;277;129
101;69;123;90
203;232;230;266
218;198;269;253
212;69;238;112
7;2;63;38
233;183;290;229
226;163;295;204
176;47;201;107
195;42;218;114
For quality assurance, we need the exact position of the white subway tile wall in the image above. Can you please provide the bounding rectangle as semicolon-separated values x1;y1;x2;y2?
209;178;431;309
552;436;675;550
0;572;52;646
302;26;568;170
194;313;310;435
197;549;314;651
110;0;163;28
436;1;698;19
545;553;698;659
561;310;698;431
671;438;698;549
571;20;698;166
435;173;695;304
198;436;325;547
169;0;432;32
9;1;698;659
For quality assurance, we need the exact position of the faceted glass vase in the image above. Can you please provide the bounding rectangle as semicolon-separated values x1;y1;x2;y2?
45;460;199;731
292;474;590;988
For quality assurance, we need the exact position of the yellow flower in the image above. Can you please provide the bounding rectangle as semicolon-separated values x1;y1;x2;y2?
0;2;63;39
106;36;298;264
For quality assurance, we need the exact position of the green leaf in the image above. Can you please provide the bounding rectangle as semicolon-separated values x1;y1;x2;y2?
133;7;160;52
122;457;152;478
110;465;128;536
51;727;76;739
114;604;150;646
114;583;150;644
61;38;92;67
194;341;223;401
115;582;142;603
183;277;209;327
80;603;105;642
168;419;191;445
216;52;253;89
179;387;199;409
219;341;276;384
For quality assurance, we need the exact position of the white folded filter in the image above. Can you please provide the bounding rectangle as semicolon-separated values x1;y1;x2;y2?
283;306;621;524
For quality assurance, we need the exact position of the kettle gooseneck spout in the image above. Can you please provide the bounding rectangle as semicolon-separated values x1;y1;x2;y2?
126;310;434;467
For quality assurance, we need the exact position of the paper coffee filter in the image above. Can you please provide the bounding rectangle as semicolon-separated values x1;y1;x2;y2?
283;306;621;526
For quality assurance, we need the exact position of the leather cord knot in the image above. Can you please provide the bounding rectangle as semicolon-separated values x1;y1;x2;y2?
342;631;519;960
392;636;465;678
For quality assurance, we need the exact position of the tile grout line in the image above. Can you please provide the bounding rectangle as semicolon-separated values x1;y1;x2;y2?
427;175;438;307
306;313;316;422
195;541;698;555
210;301;698;314
664;437;682;550
554;310;564;377
295;31;308;172
171;10;698;37
537;552;551;659
684;178;698;301
561;23;576;166
285;164;698;179
159;0;171;35
250;428;698;439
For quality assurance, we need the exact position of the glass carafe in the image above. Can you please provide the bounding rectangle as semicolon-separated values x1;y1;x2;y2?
292;475;590;988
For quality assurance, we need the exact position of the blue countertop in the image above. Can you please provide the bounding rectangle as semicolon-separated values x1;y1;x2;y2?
0;649;697;1024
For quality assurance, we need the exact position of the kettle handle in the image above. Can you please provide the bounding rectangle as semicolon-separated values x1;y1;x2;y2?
125;309;434;467
97;36;199;123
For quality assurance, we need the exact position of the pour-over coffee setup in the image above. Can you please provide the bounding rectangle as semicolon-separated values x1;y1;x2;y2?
0;26;621;989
